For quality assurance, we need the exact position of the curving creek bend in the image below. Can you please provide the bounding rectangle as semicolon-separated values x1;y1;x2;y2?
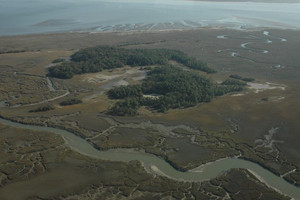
0;118;299;199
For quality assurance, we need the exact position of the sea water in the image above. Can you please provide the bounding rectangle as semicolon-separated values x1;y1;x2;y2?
0;0;300;36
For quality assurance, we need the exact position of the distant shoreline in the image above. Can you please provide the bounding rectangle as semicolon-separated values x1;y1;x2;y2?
0;26;296;40
0;24;298;38
187;0;300;3
0;27;266;39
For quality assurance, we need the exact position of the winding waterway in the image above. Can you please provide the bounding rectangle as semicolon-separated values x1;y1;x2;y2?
0;118;299;199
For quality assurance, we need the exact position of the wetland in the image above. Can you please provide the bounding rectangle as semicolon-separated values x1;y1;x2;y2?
1;1;300;199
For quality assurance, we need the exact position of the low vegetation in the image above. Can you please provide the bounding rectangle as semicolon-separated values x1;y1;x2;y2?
221;78;247;86
48;46;216;79
0;125;288;200
108;66;246;116
29;104;55;112
229;74;255;82
60;98;82;106
0;49;26;54
52;58;65;63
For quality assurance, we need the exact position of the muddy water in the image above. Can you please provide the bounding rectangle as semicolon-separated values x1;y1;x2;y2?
0;118;299;199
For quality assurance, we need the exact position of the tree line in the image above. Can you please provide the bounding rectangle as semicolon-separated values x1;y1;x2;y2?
48;46;216;79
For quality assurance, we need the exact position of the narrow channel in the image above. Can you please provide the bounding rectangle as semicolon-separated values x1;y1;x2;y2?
0;118;299;199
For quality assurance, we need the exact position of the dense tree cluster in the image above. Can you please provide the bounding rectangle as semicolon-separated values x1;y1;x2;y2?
108;66;245;116
48;46;216;79
229;74;255;82
48;62;81;79
107;85;143;99
211;78;247;96
108;98;141;116
141;66;215;111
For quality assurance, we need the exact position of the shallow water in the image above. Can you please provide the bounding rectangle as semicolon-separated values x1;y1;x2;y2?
0;117;300;199
0;0;300;36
